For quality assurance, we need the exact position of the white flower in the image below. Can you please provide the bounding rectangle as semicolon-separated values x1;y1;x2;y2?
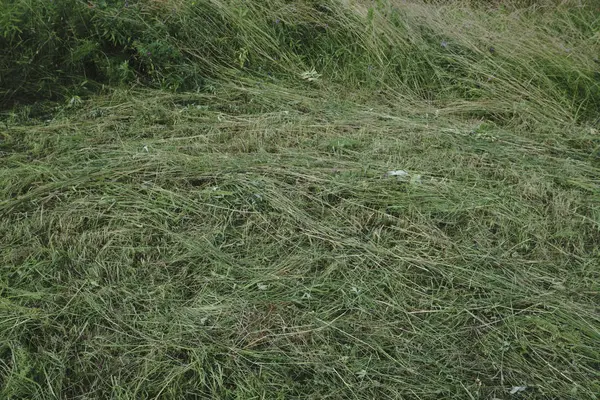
300;68;321;82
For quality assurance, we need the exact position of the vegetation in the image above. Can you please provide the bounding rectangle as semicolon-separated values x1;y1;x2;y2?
1;0;599;398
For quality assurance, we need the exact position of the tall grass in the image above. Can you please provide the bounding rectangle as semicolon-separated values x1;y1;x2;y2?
2;0;599;123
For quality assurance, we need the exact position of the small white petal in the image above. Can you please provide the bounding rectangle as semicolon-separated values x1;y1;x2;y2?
509;386;528;394
386;170;409;177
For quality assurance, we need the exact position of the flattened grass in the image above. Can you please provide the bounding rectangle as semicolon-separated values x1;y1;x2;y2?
1;85;599;398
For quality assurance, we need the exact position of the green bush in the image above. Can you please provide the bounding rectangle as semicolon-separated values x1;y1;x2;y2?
0;0;195;105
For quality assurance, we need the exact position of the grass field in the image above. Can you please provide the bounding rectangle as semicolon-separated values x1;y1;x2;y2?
1;0;600;398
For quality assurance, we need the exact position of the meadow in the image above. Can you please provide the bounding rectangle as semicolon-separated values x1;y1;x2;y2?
1;0;599;398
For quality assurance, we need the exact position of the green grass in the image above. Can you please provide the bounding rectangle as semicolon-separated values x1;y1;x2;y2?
1;0;600;399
